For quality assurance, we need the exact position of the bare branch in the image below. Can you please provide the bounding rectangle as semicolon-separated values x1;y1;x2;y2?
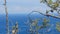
28;11;60;19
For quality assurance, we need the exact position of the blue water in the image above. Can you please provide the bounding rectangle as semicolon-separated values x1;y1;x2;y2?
0;14;60;34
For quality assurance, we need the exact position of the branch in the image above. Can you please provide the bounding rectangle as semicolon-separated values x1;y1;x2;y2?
28;11;60;19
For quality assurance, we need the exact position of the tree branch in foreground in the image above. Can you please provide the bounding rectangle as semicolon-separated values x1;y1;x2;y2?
28;11;60;19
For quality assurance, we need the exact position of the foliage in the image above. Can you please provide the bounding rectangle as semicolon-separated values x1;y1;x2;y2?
42;18;50;27
40;0;60;19
56;22;60;32
26;0;60;33
28;18;50;34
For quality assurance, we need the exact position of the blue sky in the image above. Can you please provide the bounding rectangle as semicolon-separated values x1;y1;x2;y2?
0;0;45;14
0;0;58;14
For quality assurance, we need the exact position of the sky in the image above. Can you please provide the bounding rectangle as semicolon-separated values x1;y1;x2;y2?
0;0;58;14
